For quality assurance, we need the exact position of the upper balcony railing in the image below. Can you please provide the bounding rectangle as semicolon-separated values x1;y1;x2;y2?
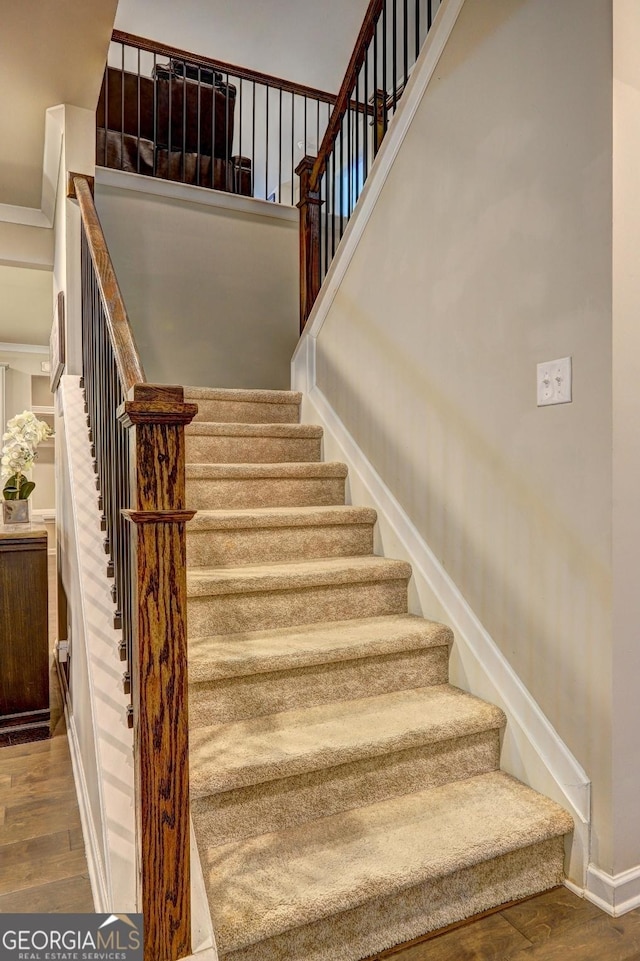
298;0;442;327
98;31;338;204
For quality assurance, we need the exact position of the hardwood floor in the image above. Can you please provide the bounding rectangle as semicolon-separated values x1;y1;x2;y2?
0;553;94;912
372;887;640;960
1;556;638;961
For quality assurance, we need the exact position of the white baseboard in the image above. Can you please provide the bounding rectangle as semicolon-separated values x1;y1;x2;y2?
57;664;106;912
580;864;640;917
296;378;591;886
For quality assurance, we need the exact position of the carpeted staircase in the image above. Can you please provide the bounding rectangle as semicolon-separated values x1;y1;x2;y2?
183;386;573;961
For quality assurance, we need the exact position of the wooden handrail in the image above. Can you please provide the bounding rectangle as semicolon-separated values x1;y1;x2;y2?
70;171;196;961
69;174;145;394
112;29;339;106
310;0;383;190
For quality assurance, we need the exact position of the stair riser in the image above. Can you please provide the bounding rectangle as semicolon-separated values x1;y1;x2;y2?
189;647;449;726
192;730;499;848
186;435;321;464
188;579;409;638
187;477;345;511
186;476;346;510
215;836;566;961
187;522;374;568
191;400;300;424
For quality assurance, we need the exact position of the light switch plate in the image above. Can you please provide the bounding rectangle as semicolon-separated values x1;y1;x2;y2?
537;356;572;406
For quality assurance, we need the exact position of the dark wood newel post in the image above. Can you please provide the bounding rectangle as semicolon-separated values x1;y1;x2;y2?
119;384;198;961
296;155;322;332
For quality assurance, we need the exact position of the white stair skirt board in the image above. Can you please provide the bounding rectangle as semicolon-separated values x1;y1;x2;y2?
290;373;590;889
59;376;217;956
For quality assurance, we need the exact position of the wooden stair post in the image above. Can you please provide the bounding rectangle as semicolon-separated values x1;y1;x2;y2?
120;384;197;961
296;155;323;331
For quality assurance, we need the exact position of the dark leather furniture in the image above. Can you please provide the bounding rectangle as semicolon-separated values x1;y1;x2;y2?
96;65;252;196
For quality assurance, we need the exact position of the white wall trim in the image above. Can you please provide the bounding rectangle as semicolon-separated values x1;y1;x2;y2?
0;342;50;354
95;167;299;224
0;106;64;229
63;704;108;911
295;379;591;885
292;0;465;367
63;375;116;905
577;864;640;917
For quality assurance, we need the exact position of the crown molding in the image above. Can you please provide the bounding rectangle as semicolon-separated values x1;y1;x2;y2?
0;342;49;354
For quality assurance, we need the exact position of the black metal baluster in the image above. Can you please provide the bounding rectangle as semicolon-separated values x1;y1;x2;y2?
120;43;125;171
239;77;243;193
392;0;398;112
347;94;351;220
168;56;173;181
252;81;256;198
278;88;282;201
364;47;369;176
373;16;379;155
153;53;157;176
323;168;329;279
181;62;187;182
382;1;388;136
416;0;421;61
339;119;344;238
304;95;308;156
331;144;336;257
137;47;141;173
403;0;409;88
290;93;295;205
355;72;360;205
104;53;109;166
211;66;217;187
265;84;269;200
196;66;202;186
225;72;231;191
428;0;433;29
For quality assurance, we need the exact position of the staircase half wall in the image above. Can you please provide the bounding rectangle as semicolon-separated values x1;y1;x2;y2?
94;169;298;390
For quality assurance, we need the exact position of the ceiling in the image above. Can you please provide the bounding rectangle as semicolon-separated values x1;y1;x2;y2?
114;0;371;95
0;0;118;209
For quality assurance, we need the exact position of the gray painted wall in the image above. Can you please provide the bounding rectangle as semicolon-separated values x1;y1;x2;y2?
314;0;616;870
95;178;299;389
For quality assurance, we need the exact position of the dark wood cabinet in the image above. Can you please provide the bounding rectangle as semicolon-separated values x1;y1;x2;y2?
0;527;50;744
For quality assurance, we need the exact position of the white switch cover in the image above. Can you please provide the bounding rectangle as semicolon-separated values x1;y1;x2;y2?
537;356;572;406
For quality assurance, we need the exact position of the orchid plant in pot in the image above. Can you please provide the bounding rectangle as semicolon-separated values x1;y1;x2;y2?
1;410;52;524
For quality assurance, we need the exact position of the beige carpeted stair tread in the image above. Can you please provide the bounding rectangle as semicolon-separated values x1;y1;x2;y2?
189;684;505;795
185;462;348;480
186;422;323;439
187;505;377;532
188;614;452;682
185;387;302;405
187;555;412;598
201;769;574;954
